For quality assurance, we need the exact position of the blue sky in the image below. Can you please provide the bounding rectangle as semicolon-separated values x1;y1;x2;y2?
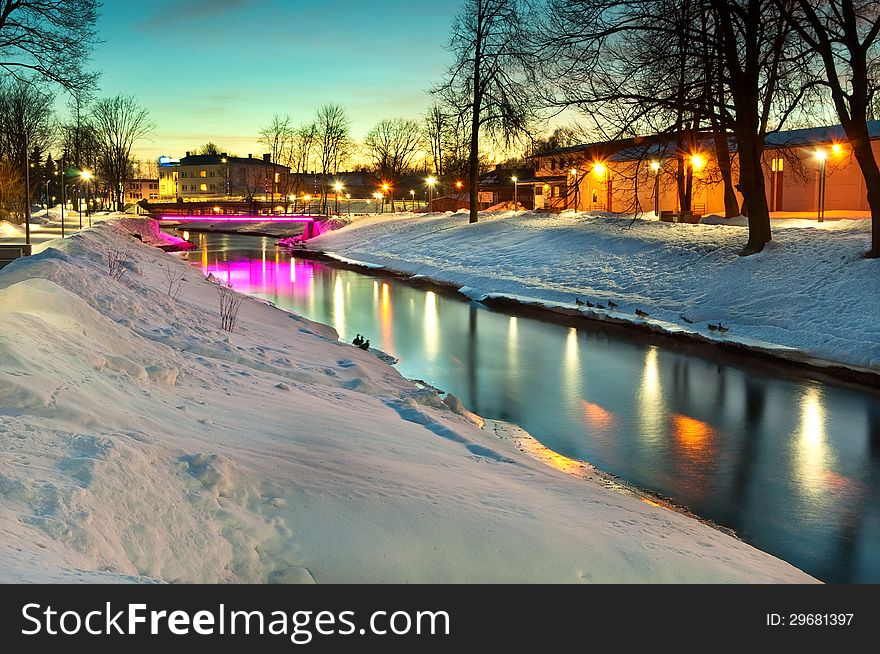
89;0;456;160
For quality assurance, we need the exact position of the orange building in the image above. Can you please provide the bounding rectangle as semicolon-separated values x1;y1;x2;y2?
528;122;880;218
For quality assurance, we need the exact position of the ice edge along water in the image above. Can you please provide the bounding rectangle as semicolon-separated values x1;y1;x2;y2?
0;222;815;583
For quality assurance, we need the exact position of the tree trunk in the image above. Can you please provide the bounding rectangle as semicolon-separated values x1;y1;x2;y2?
735;133;771;255
841;121;880;258
714;130;740;218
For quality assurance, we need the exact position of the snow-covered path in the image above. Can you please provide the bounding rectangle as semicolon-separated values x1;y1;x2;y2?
311;211;880;370
0;224;814;583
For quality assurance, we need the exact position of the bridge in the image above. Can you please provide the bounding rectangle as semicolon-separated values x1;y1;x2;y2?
155;213;323;239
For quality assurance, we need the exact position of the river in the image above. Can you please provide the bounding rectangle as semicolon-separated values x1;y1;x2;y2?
184;232;880;583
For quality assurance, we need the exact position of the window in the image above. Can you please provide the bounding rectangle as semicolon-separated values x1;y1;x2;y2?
200;184;207;192
200;171;207;178
209;171;215;177
274;173;280;183
771;157;784;172
210;184;216;190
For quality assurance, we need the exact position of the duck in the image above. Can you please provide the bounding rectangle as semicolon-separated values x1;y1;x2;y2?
575;298;585;306
359;339;371;351
680;315;694;325
597;304;606;310
586;301;595;308
635;309;649;318
718;324;730;333
708;323;719;332
352;334;364;346
608;301;618;309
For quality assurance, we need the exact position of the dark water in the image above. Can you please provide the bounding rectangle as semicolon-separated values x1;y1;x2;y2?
184;232;880;583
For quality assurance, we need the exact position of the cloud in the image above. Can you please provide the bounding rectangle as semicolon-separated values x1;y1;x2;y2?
137;0;253;32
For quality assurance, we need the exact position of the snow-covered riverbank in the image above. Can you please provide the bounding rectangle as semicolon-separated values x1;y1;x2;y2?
0;224;814;583
309;210;880;372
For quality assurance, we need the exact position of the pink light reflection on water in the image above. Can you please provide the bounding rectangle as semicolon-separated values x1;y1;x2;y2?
201;256;316;296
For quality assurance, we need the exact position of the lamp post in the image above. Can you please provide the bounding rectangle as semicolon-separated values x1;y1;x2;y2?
570;168;580;212
650;161;661;216
23;138;31;245
815;149;827;223
81;170;92;227
334;181;343;215
426;176;436;212
60;155;67;238
512;176;518;208
304;194;312;216
382;183;391;213
373;192;384;214
409;189;415;211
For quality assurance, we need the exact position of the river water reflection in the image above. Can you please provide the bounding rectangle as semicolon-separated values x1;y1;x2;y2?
186;233;880;583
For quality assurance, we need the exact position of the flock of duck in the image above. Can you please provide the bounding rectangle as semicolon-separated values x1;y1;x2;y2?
574;297;729;333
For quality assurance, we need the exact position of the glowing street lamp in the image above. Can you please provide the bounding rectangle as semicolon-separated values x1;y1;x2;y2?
373;191;384;214
690;154;706;172
382;182;394;213
304;194;312;216
409;189;415;211
815;149;828;222
334;181;344;215
650;161;661;216
426;176;437;211
511;176;518;208
81;169;93;225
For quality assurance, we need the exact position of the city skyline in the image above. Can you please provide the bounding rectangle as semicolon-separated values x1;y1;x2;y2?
87;0;455;162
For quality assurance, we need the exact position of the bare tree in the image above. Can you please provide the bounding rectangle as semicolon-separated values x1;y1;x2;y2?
196;142;222;155
0;77;54;222
436;0;536;223
0;0;99;92
315;104;351;213
91;95;154;211
259;114;294;204
365;118;422;211
424;104;448;177
778;0;880;257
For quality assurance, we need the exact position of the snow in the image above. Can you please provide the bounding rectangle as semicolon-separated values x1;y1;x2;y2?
0;220;24;238
0;222;814;583
311;210;880;370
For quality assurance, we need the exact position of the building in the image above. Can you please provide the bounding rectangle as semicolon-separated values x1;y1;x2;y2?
125;178;160;203
159;153;290;201
528;121;880;217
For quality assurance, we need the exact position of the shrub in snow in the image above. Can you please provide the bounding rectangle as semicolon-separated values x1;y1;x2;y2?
217;281;243;332
105;245;133;280
161;261;185;299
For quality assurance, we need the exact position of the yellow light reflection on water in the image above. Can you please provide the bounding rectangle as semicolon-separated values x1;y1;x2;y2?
380;282;392;349
564;327;581;389
671;414;716;465
794;386;832;498
581;400;615;430
638;347;664;444
424;291;438;361
507;317;519;374
334;274;346;338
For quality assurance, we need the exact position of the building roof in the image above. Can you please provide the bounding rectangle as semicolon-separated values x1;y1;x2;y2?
178;154;286;168
479;167;535;187
534;121;880;162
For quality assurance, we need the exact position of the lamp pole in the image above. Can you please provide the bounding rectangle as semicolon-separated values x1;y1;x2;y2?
651;161;661;216
817;151;827;223
23;138;31;246
410;189;415;211
60;155;66;238
426;177;436;212
512;176;518;208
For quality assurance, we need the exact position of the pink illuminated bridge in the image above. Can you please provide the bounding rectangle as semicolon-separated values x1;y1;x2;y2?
157;215;316;223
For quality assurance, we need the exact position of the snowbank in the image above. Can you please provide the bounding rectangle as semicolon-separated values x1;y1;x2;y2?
0;224;813;583
311;211;880;370
0;220;23;238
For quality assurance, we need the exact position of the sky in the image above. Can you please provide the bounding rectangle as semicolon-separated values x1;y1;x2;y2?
87;0;457;162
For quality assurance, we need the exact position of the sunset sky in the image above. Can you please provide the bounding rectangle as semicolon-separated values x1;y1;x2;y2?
90;0;456;161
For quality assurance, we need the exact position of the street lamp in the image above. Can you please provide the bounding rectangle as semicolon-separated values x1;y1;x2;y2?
426;176;437;212
373;191;384;214
409;189;415;211
304;193;312;215
815;149;827;223
650;160;661;216
334;181;343;215
382;183;391;213
570;168;581;212
511;176;518;208
81;170;93;227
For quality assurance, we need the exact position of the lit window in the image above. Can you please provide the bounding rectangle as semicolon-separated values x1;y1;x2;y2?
200;184;207;192
200;171;207;178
